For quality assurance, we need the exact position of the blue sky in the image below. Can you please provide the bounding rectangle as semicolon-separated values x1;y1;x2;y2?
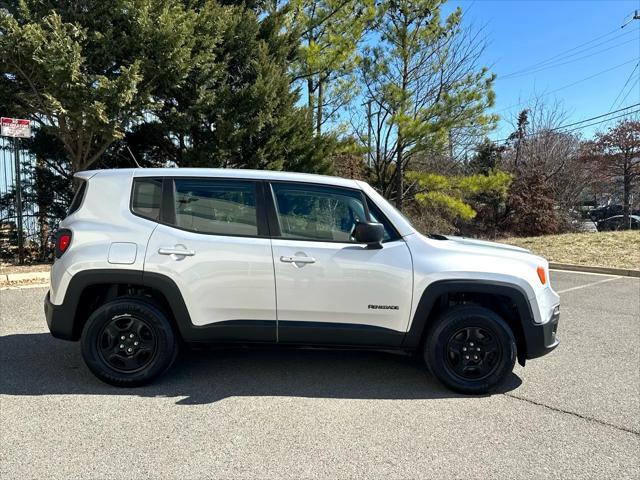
445;0;640;140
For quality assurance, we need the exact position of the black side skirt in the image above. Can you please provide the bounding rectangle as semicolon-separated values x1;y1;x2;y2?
278;321;404;347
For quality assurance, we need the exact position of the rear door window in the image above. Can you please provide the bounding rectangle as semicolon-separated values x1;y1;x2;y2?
172;179;258;236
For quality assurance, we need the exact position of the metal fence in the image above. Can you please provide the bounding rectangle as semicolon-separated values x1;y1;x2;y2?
0;136;39;263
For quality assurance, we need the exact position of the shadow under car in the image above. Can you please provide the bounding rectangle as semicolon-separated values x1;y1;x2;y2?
0;333;522;404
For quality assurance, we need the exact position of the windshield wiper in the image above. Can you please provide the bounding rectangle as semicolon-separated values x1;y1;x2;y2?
427;233;448;240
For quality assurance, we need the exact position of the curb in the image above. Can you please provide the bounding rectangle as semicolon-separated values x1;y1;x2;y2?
549;263;640;278
1;271;50;284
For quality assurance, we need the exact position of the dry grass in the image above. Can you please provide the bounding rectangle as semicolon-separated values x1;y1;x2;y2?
0;263;51;275
501;231;640;270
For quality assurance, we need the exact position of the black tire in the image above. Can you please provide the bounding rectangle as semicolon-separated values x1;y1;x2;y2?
81;296;178;387
424;305;516;395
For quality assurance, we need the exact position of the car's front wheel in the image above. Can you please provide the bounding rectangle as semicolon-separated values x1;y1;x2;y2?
424;305;516;395
81;297;178;387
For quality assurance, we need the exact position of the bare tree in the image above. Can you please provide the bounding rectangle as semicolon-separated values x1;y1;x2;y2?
591;119;640;228
502;99;594;216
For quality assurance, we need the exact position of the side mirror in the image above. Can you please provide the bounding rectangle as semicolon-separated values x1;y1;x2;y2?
353;221;384;249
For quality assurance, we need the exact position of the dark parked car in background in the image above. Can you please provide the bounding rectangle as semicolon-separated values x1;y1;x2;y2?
596;215;640;231
589;205;640;222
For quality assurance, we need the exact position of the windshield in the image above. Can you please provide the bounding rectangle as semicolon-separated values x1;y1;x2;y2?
384;197;415;228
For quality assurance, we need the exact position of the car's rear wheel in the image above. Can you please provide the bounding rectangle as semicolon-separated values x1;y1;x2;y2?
424;305;516;395
81;297;178;387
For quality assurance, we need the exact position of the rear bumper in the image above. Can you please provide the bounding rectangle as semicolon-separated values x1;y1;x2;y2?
524;305;560;359
44;291;76;340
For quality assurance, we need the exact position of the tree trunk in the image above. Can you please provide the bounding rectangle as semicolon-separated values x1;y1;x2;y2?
623;166;631;229
308;77;315;131
395;142;404;210
395;16;409;211
316;79;323;135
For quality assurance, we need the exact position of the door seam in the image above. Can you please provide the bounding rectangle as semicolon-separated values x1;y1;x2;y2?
269;237;279;342
142;223;159;274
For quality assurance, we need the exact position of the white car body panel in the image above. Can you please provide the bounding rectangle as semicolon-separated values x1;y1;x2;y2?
271;238;413;331
144;223;276;326
50;168;559;338
405;233;559;325
50;170;155;305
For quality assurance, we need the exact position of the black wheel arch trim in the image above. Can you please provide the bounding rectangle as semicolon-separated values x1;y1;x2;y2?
402;279;557;362
45;268;247;343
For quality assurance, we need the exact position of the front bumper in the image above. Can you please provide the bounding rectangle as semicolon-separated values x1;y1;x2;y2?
524;305;560;359
44;291;76;340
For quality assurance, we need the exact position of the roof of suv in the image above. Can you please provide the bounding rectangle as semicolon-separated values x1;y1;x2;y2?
74;167;418;238
76;168;361;189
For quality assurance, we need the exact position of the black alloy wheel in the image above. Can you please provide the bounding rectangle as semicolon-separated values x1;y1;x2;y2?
97;315;158;373
445;326;502;381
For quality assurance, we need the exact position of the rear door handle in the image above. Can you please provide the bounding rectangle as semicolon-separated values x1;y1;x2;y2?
158;247;196;257
280;256;316;264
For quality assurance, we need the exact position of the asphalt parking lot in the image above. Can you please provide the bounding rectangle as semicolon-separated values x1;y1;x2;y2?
1;270;639;479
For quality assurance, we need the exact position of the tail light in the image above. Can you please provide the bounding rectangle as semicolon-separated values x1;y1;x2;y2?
55;229;72;258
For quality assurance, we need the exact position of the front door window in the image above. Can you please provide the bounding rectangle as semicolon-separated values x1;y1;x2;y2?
271;183;367;242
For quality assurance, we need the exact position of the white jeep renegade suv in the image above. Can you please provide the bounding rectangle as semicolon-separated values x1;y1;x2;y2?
45;168;560;394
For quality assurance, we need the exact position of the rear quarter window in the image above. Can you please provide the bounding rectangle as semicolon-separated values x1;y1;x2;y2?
67;180;87;215
131;178;162;221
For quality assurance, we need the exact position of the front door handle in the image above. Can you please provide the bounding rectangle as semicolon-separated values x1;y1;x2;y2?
158;247;196;257
280;256;316;264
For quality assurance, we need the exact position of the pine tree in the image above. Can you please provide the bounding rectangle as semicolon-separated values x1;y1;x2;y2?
2;1;334;174
289;0;375;134
360;0;496;209
468;139;505;175
127;1;335;173
206;4;334;172
0;0;197;172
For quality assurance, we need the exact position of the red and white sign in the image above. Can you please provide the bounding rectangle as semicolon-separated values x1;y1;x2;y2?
1;117;31;138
